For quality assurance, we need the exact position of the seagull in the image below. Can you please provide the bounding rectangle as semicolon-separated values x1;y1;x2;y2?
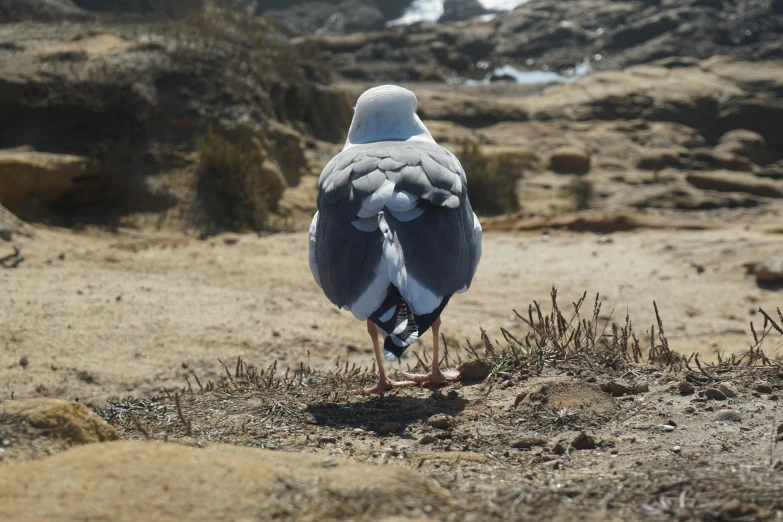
308;85;482;394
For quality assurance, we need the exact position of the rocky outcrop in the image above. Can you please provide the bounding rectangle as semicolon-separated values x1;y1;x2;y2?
302;0;783;81
0;441;451;521
0;398;119;444
0;150;104;205
0;0;86;21
0;12;352;224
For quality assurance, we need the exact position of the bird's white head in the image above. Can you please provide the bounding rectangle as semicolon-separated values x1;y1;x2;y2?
345;85;435;149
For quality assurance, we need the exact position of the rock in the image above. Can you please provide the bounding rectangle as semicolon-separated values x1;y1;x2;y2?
514;378;616;413
754;256;783;284
570;432;596;450
755;382;773;394
678;381;695;395
600;379;633;396
686;148;754;172
511;436;549;449
0;399;118;444
636;147;686;170
438;0;490;22
548;146;591;175
318;436;337;444
606;183;762;211
704;388;727;401
0;441;451;521
0;151;105;206
717;129;767;165
714;410;742;422
419;434;437;445
456;359;491;382
378;422;402;435
0;224;11;242
427;413;455;430
717;383;737;398
672;445;682;454
0;0;86;20
685;171;783;198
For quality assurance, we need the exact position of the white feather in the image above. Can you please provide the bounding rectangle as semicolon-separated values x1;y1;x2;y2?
308;212;321;288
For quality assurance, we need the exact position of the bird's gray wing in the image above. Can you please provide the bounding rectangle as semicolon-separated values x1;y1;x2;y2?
312;141;481;319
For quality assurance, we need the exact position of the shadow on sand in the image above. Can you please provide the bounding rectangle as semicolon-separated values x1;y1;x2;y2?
306;390;468;432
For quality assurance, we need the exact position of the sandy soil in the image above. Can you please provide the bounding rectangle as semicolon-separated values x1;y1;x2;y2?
2;210;781;407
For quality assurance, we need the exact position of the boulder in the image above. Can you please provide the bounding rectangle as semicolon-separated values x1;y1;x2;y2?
685;171;783;198
0;150;105;205
0;441;452;521
439;0;491;23
0;398;118;444
717;129;767;165
547;146;591;174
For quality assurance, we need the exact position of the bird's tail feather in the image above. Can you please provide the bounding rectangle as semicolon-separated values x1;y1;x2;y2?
369;286;452;362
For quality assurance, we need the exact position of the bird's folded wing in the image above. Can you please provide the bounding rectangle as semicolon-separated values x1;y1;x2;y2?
313;141;482;318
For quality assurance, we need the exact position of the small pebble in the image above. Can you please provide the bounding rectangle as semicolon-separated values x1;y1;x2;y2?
672;445;682;454
678;382;695;395
427;413;456;430
511;436;549;449
718;383;737;398
755;382;773;394
658;424;676;432
318;436;337;444
378;422;403;435
570;432;596;450
419;434;437;445
714;410;742;423
704;388;727;401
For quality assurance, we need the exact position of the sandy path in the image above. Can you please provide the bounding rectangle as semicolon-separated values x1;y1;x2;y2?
1;220;781;405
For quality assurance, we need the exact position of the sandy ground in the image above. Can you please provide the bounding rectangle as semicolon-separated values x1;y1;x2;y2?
2;210;781;406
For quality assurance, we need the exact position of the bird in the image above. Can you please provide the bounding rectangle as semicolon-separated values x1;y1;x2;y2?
308;85;482;394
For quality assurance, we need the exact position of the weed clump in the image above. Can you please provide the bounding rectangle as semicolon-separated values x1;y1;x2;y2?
196;129;282;232
459;142;529;216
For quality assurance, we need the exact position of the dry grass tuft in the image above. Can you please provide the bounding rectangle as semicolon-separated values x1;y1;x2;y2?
459;142;530;216
195;129;275;232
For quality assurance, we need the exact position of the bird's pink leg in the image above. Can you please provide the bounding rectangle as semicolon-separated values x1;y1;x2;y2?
358;320;413;394
401;317;460;385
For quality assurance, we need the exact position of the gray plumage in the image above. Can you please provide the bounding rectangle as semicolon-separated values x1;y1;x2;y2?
308;86;482;360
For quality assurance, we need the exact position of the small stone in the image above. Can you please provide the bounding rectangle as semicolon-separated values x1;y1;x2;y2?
318;436;337;444
19;356;29;368
705;388;727;401
634;382;650;393
755;382;773;394
378;422;402;435
419;434;437;445
770;394;779;401
511;436;549;449
754;256;783;284
714;410;742;423
672;445;682;454
678;382;695;395
550;441;567;455
570;432;596;450
456;359;491;381
600;379;633;396
718;383;737;398
427;413;455;430
658;424;676;432
0;224;12;242
683;406;696;414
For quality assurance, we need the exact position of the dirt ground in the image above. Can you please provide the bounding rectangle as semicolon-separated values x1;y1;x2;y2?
1;209;782;406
